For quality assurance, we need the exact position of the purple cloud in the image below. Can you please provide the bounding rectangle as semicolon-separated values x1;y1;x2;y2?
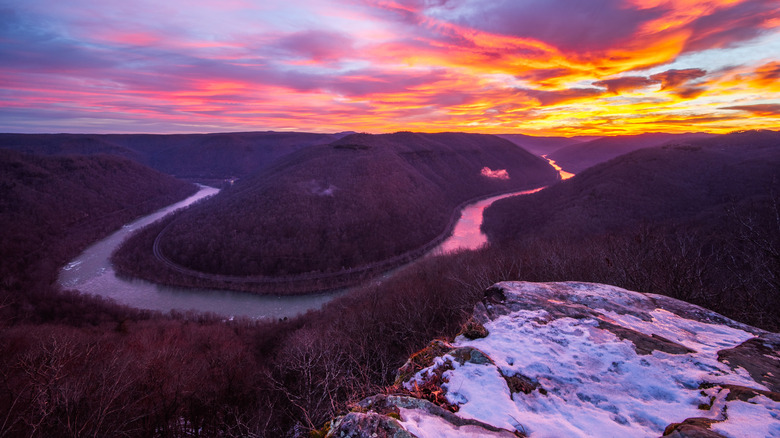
683;0;780;53
649;69;707;90
276;30;355;62
0;9;116;73
593;76;660;94
428;0;664;52
521;87;604;106
721;104;780;117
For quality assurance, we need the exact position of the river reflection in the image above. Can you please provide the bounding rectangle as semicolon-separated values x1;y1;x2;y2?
543;155;575;180
432;187;545;255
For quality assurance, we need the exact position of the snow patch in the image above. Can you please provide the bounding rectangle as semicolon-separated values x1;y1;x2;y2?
399;282;779;437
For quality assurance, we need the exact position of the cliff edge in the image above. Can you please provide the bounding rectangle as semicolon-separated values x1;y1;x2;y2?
321;282;780;437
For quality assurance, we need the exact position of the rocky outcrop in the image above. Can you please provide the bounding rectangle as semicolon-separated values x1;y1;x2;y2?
324;282;780;437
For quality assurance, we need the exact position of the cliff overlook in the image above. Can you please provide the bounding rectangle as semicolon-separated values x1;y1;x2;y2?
324;282;780;437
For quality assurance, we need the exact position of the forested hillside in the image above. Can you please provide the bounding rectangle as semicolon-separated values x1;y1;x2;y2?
482;129;780;327
0;149;196;311
113;132;558;291
0;132;349;180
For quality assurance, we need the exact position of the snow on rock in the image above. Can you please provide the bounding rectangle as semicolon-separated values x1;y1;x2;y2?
325;282;780;438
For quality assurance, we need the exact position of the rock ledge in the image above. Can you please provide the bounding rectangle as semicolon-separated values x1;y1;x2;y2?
324;282;780;438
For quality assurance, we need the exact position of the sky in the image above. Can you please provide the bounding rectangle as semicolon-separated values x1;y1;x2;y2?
0;0;778;135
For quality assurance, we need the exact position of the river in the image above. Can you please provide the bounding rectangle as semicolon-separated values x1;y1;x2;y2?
431;187;545;255
59;184;554;320
543;155;575;180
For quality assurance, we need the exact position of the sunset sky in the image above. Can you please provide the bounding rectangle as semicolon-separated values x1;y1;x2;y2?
1;0;778;135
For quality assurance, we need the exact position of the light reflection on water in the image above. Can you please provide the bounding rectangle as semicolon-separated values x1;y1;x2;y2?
432;187;545;255
543;155;575;180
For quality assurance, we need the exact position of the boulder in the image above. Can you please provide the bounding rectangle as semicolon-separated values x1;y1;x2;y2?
327;282;780;437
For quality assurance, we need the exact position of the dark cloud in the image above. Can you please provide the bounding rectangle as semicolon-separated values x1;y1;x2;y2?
521;87;604;106
753;61;780;82
721;104;780;117
649;68;707;90
683;0;779;53
431;0;664;52
674;87;707;99
593;76;660;94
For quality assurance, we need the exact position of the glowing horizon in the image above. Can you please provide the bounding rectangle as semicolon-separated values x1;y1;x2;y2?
1;0;778;135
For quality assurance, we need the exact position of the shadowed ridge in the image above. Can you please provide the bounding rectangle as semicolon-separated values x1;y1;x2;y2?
548;132;717;173
112;132;558;292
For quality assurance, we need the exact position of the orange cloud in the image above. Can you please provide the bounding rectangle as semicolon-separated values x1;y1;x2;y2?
0;0;778;135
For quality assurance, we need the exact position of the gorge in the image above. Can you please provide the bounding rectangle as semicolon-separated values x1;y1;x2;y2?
59;185;553;319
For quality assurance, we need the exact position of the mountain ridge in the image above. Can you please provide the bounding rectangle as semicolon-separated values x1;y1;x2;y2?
111;132;559;293
0;131;350;180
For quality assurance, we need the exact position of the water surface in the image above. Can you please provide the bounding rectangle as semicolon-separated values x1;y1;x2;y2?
432;187;545;255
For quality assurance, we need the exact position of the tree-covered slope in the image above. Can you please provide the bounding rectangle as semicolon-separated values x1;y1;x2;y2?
116;132;558;285
481;130;780;326
0;149;196;291
484;130;780;242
